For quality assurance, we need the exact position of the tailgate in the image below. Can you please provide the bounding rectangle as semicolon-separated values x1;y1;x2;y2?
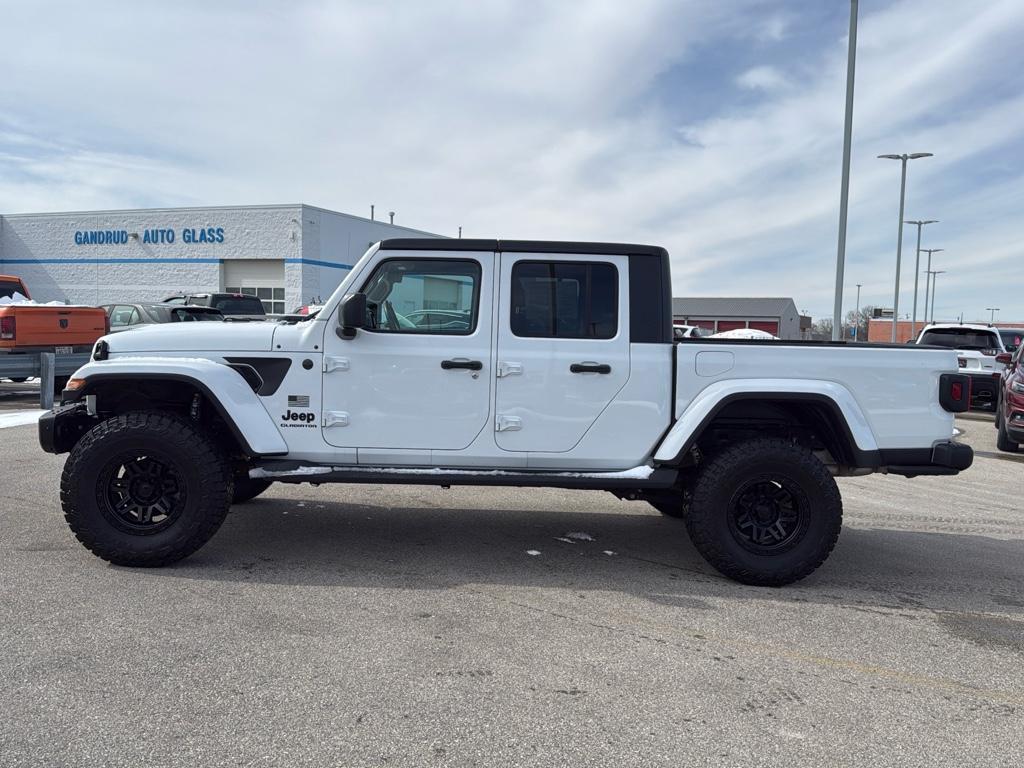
0;307;107;348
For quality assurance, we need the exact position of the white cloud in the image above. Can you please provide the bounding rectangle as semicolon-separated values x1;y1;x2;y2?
736;65;790;91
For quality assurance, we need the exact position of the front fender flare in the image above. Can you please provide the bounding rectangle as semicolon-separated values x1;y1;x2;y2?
653;378;879;464
64;357;289;456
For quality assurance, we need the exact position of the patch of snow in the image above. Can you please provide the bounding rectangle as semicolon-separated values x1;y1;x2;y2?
250;464;657;481
250;466;333;479
565;531;594;542
554;537;575;544
0;293;87;307
602;551;617;556
525;550;541;556
0;410;46;429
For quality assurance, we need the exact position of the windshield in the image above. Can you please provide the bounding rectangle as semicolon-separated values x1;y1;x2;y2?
999;329;1023;353
211;296;265;315
919;328;1000;352
0;279;24;300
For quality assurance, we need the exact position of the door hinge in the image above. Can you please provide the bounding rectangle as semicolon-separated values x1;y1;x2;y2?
323;356;350;373
496;361;523;378
323;411;350;428
495;414;522;432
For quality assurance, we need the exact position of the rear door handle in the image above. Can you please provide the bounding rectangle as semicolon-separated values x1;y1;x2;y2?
441;359;483;371
570;362;611;374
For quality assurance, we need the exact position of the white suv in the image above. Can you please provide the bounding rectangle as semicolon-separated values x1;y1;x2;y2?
916;323;1005;410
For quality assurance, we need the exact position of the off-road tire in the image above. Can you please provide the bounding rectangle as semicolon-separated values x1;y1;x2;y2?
648;490;690;518
686;438;842;586
61;411;233;566
233;475;272;504
996;417;1019;453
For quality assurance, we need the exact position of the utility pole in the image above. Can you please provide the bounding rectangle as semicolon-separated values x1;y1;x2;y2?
920;248;943;328
832;0;859;341
986;307;1000;324
370;204;375;221
854;283;862;341
927;270;946;322
905;219;937;338
878;153;933;341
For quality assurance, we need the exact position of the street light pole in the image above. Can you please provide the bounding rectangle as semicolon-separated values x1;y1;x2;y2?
919;248;943;329
928;270;946;322
905;219;937;338
854;283;862;341
986;307;1000;324
878;153;933;342
832;0;859;341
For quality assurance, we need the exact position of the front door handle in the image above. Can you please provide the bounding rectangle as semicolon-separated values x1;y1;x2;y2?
441;359;483;371
570;362;611;374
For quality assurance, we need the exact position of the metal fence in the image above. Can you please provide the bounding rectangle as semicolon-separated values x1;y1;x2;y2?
0;352;90;408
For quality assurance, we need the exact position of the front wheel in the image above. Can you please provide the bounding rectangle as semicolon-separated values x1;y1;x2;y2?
61;412;233;566
685;438;842;586
997;417;1019;453
233;474;272;504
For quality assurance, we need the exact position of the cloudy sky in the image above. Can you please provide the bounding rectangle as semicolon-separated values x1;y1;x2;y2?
1;0;1022;322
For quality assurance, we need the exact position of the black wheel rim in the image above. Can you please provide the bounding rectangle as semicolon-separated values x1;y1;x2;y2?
727;475;810;555
98;453;186;534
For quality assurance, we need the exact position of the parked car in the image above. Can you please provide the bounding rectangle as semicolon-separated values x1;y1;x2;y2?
709;328;779;340
673;324;711;340
995;343;1024;452
998;328;1024;354
916;323;1005;410
101;303;224;332
42;237;972;587
163;292;266;320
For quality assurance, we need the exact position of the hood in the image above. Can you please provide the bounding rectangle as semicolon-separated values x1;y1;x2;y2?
102;320;278;354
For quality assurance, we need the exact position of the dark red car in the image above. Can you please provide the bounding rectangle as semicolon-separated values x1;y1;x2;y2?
995;342;1024;452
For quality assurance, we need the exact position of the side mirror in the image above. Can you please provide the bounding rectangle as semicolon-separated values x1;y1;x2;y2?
336;292;366;340
995;352;1012;365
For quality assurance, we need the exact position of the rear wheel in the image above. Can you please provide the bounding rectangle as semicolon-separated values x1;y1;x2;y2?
61;412;233;566
8;377;28;384
685;438;842;586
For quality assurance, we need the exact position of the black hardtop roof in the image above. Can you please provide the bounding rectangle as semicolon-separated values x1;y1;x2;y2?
379;238;667;258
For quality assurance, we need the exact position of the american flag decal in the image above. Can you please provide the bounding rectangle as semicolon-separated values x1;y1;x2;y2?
288;395;310;408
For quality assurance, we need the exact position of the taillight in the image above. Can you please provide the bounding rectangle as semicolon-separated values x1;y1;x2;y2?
939;373;970;413
103;314;110;334
0;316;14;340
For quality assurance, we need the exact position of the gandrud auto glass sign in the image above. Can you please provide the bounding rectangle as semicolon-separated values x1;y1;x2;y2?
74;227;226;245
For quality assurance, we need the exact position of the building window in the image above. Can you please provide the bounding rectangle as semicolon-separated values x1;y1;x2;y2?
510;261;617;339
358;258;480;334
226;285;285;315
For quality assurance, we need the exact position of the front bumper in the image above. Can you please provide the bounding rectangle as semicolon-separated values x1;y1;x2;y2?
38;402;94;454
883;441;974;477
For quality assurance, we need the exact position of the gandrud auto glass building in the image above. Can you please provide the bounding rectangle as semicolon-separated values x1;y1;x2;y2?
0;204;440;313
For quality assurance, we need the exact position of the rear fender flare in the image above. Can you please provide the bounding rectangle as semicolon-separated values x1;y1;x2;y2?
653;378;878;464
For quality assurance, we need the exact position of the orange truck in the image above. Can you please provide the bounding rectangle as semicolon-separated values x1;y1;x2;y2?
0;275;108;360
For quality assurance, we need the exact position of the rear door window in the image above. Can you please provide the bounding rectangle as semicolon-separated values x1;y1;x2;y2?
510;261;617;339
0;280;24;300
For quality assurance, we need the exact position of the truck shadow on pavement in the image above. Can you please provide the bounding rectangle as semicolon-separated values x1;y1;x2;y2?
155;493;1024;616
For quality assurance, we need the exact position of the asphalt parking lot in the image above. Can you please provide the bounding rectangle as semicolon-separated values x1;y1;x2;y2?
1;406;1022;767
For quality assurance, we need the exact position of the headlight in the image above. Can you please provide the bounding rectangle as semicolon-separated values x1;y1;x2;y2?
1012;380;1024;394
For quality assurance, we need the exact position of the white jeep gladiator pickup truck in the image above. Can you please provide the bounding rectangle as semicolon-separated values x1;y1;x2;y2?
40;239;973;585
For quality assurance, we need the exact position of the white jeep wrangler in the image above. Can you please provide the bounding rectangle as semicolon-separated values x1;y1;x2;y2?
40;239;973;585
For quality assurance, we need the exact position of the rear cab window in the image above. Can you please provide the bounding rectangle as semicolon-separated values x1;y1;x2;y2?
211;296;265;315
919;328;1001;353
510;261;618;339
0;279;25;300
999;329;1023;353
